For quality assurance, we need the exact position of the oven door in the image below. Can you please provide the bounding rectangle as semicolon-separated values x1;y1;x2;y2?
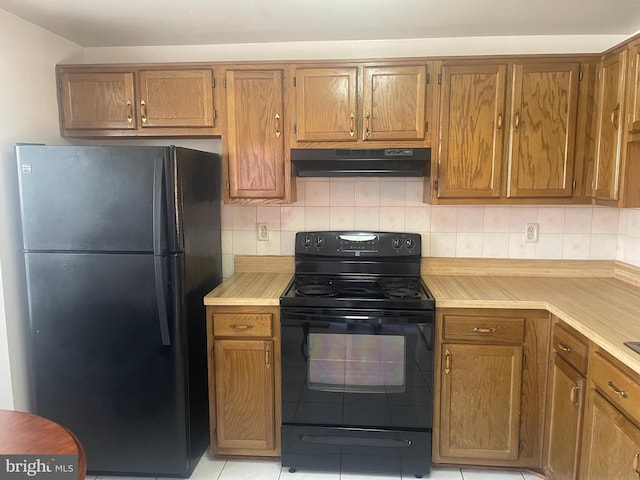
280;307;434;431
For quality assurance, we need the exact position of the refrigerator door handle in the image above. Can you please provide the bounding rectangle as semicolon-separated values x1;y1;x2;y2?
152;158;163;256
154;256;171;346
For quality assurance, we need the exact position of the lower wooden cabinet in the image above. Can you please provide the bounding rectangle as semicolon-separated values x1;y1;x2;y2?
433;308;550;468
580;391;640;479
206;305;281;456
543;354;585;480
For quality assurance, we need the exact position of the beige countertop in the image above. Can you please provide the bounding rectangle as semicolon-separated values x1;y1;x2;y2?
203;256;640;375
203;272;292;306
425;274;640;375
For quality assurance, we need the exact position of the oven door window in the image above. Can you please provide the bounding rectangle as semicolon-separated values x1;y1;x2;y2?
308;333;405;393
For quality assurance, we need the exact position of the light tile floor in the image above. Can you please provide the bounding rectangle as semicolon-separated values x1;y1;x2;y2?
88;450;545;480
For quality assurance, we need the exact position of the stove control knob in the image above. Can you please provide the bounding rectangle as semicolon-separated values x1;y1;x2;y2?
314;237;325;248
392;237;402;249
405;238;415;250
302;235;312;247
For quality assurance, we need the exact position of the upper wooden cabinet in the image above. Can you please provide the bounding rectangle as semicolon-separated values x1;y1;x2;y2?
291;63;435;147
56;65;219;137
626;39;640;136
433;59;583;204
593;48;628;204
222;68;292;203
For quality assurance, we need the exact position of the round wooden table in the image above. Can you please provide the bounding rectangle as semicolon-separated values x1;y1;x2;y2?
0;410;86;480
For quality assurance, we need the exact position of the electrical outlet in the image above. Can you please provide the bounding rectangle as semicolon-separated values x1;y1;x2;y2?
257;223;269;241
525;223;539;243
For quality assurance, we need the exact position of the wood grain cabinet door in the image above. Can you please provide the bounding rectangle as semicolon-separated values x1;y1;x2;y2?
436;63;508;199
362;65;427;141
580;391;640;480
59;72;136;130
224;69;285;199
214;339;275;451
543;355;584;480
294;67;358;142
440;343;523;461
594;49;627;202
138;69;214;128
507;62;580;198
626;39;640;135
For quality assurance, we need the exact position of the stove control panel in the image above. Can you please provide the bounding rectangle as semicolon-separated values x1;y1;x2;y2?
296;231;421;256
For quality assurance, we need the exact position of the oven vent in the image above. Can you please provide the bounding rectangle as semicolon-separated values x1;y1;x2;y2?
291;148;431;177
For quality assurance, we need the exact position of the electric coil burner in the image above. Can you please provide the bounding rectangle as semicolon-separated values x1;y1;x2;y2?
280;232;435;478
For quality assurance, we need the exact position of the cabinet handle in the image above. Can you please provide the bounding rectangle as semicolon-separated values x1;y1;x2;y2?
570;383;581;408
140;100;147;124
471;327;497;334
275;113;281;138
514;111;520;130
364;111;371;139
126;101;133;124
230;323;255;330
607;380;628;398
349;112;355;137
633;452;640;474
496;112;503;130
558;342;573;353
265;343;271;369
444;349;451;374
611;103;620;130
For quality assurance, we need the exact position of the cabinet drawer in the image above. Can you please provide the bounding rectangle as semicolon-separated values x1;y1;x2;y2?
213;313;273;337
442;315;525;344
552;322;589;374
590;351;640;424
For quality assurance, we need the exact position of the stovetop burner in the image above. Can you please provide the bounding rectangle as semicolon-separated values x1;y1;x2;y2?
280;231;435;310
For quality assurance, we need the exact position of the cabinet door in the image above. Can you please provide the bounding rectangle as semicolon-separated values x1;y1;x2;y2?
508;63;580;198
626;40;640;134
224;69;285;199
594;49;627;201
294;67;358;142
138;69;214;128
581;391;640;480
362;65;427;141
214;339;275;451
59;72;136;130
543;355;584;480
440;343;523;460
437;64;507;199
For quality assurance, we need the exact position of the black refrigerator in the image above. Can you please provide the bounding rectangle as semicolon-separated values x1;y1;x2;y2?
15;145;221;477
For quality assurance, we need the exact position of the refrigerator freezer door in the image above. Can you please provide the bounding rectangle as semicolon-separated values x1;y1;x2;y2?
16;145;174;253
25;252;190;476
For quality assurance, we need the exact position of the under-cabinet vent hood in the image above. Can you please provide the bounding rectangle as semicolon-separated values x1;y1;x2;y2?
291;148;431;177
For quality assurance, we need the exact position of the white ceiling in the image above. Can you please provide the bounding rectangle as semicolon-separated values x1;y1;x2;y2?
1;0;639;48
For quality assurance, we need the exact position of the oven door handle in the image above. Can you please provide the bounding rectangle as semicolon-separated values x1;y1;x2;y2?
300;434;412;448
282;310;432;323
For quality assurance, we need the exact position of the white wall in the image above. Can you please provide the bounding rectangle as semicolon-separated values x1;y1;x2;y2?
0;9;83;410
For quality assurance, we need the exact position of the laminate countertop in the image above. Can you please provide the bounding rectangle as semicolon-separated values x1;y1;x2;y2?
424;275;640;375
202;257;640;375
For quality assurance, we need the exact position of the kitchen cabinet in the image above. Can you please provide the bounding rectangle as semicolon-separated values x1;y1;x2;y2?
626;39;640;136
292;63;436;147
433;308;550;468
57;65;219;137
581;349;640;479
543;321;589;480
433;59;583;204
206;306;281;456
593;48;628;204
222;67;293;204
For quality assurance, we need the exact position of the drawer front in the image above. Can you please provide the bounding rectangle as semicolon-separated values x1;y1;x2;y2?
442;315;525;344
590;352;640;424
552;323;589;374
213;313;273;337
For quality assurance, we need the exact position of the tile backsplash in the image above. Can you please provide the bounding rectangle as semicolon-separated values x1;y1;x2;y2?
221;177;640;278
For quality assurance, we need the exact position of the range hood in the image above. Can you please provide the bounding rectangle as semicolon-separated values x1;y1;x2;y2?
291;148;431;177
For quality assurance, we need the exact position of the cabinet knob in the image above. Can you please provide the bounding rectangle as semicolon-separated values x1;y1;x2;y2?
349;112;355;137
126;101;133;124
444;349;451;374
275;113;281;138
607;380;628;398
471;327;497;334
558;342;573;353
230;323;255;330
140;99;148;125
